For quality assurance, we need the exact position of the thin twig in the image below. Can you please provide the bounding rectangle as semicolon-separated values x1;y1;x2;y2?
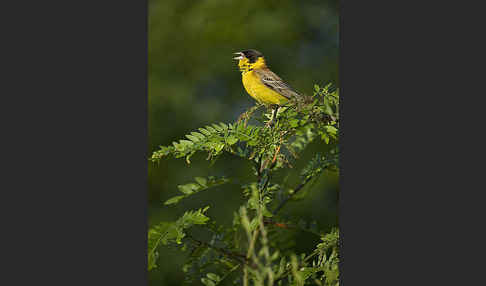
185;234;249;265
272;175;314;215
219;264;240;285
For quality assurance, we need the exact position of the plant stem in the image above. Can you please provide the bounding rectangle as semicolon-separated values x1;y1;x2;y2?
185;234;249;265
274;251;320;284
272;175;314;215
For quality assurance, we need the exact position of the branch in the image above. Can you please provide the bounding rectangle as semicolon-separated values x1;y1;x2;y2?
272;156;337;215
272;175;314;215
185;234;250;266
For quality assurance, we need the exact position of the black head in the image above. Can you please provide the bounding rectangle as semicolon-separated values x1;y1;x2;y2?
233;49;264;63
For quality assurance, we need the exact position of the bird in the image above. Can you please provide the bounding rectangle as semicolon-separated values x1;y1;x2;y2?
233;49;302;126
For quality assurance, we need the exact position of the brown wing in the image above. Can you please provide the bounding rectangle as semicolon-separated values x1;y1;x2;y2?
254;68;302;100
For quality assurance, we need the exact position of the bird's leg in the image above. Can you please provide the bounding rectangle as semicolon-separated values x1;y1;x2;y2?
275;106;282;125
265;105;280;128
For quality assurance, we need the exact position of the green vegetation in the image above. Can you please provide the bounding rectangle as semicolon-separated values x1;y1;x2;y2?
148;1;339;284
149;85;339;285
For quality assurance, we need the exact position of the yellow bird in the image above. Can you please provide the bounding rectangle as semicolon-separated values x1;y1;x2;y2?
233;49;302;124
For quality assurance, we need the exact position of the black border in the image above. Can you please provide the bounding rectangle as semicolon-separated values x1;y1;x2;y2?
3;0;148;284
338;0;478;285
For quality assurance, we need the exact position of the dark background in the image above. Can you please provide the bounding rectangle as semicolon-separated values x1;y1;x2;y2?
148;0;339;284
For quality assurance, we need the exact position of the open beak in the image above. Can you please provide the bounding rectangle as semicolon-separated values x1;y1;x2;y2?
233;52;244;60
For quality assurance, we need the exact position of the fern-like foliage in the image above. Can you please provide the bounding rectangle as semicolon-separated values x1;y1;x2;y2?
274;229;339;286
151;83;339;168
301;153;339;181
149;83;340;285
148;206;210;270
164;176;230;205
150;122;260;164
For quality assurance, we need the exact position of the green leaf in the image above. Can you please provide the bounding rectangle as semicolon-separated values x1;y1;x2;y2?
206;125;217;133
226;135;238;145
277;257;286;276
262;206;274;218
206;273;221;282
298;267;317;281
163;177;229;205
325;125;338;135
148;250;158;271
173;141;182;150
191;132;206;141
179;140;194;148
185;134;200;142
199;128;212;136
148;222;172;270
148;207;211;269
322;133;330;144
212;123;223;131
164;195;185;205
179;207;210;226
271;251;280;261
215;142;225;152
201;278;216;286
187;212;210;225
289;119;300;128
219;122;228;130
194;176;207;187
249;218;259;231
185;152;195;164
178;183;199;194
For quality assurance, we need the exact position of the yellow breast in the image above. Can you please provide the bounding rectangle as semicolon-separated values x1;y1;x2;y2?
242;70;288;105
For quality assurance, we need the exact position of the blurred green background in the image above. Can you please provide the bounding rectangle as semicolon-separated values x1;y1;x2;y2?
148;0;339;285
